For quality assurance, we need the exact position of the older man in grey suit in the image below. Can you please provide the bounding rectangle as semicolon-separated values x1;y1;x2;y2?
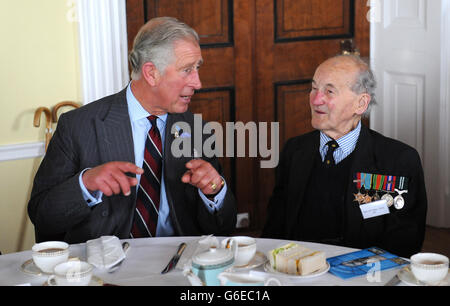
28;17;237;243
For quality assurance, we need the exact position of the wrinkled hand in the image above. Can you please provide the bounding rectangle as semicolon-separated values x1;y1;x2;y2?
181;159;224;195
82;162;144;197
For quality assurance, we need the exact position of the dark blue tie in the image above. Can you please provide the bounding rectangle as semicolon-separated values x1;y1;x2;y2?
324;140;339;166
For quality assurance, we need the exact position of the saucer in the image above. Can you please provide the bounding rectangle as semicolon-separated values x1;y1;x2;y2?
21;257;80;276
43;276;103;286
21;259;44;276
398;266;450;286
233;251;267;270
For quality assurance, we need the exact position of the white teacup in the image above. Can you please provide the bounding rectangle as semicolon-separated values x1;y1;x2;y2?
32;241;69;274
410;253;449;285
218;272;281;286
221;236;257;267
47;260;93;286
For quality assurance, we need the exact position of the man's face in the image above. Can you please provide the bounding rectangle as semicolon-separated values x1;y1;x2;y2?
153;39;203;114
309;58;365;139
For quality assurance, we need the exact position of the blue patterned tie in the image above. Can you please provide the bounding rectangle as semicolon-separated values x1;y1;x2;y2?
324;140;339;166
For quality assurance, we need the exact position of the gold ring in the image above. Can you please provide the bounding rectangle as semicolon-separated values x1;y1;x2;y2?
210;182;217;191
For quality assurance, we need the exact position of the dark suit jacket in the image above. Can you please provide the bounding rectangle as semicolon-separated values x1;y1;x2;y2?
262;124;427;257
28;88;237;243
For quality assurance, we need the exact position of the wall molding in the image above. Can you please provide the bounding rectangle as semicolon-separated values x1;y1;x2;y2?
0;142;45;162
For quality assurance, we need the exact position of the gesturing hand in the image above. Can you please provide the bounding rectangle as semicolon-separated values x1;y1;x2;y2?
82;162;144;197
181;159;224;196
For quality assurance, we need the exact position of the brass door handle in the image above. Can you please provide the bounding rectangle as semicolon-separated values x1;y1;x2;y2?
340;39;360;56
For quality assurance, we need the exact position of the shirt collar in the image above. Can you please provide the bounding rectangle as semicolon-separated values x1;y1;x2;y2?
126;82;168;124
319;121;361;156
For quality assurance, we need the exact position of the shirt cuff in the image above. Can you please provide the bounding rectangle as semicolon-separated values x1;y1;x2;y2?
79;168;103;207
198;178;227;213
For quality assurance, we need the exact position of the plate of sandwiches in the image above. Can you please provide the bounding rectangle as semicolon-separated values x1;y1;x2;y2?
264;242;330;279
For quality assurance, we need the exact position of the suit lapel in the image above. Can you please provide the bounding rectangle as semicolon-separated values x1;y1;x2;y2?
344;124;378;241
95;89;135;165
162;113;187;235
285;132;318;237
94;89;137;234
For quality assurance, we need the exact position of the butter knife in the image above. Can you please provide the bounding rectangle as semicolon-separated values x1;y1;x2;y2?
161;242;187;274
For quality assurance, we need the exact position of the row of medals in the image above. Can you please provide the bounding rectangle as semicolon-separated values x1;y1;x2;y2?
353;189;406;210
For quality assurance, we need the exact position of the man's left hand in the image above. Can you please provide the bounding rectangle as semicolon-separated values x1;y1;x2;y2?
181;159;224;196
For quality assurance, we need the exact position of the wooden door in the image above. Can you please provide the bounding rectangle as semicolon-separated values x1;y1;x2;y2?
126;0;370;235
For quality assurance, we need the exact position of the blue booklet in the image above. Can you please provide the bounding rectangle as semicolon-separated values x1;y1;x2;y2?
327;247;409;279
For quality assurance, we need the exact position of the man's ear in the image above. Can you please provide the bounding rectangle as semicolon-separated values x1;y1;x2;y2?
356;93;371;115
141;62;160;86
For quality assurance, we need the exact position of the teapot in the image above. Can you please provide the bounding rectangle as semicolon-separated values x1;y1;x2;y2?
184;240;238;286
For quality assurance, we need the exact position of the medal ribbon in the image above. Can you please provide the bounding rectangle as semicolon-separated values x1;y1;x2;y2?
361;173;372;190
383;175;396;192
355;173;362;189
372;174;385;191
395;176;409;190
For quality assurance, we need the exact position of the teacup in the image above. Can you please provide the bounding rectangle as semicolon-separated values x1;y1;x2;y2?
221;236;256;267
410;253;449;285
32;241;69;274
218;272;281;286
47;260;93;286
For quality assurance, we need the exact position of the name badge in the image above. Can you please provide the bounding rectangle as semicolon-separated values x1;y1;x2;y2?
359;199;390;219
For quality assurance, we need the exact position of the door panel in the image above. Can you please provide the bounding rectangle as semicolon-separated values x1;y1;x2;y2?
126;0;369;234
146;0;233;46
275;0;353;41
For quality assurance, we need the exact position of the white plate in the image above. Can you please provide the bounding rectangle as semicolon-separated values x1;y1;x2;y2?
398;266;450;286
232;251;267;270
264;261;330;279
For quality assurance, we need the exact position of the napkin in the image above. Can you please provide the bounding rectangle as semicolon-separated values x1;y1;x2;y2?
86;236;126;269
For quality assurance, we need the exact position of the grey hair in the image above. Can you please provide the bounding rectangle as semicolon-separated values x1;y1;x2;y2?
333;54;377;118
129;17;199;80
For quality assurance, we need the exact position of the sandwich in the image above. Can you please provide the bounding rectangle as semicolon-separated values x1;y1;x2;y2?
268;242;326;275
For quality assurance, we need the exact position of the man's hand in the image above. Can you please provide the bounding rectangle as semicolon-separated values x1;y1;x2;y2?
82;162;144;197
181;159;224;195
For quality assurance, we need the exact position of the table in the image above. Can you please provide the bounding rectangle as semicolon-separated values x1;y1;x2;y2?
0;237;403;286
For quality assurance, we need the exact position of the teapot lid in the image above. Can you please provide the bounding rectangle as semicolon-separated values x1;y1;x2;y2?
192;247;233;266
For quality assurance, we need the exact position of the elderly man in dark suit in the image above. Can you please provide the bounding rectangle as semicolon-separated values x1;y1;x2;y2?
28;17;236;243
262;54;427;257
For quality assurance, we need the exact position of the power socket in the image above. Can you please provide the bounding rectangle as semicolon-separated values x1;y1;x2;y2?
236;212;250;228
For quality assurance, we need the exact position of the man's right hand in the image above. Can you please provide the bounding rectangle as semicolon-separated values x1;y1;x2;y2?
82;162;144;197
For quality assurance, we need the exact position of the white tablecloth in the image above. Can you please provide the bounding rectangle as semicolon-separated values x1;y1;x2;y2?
0;237;403;286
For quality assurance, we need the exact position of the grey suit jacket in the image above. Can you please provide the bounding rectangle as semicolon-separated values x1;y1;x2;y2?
28;88;237;243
